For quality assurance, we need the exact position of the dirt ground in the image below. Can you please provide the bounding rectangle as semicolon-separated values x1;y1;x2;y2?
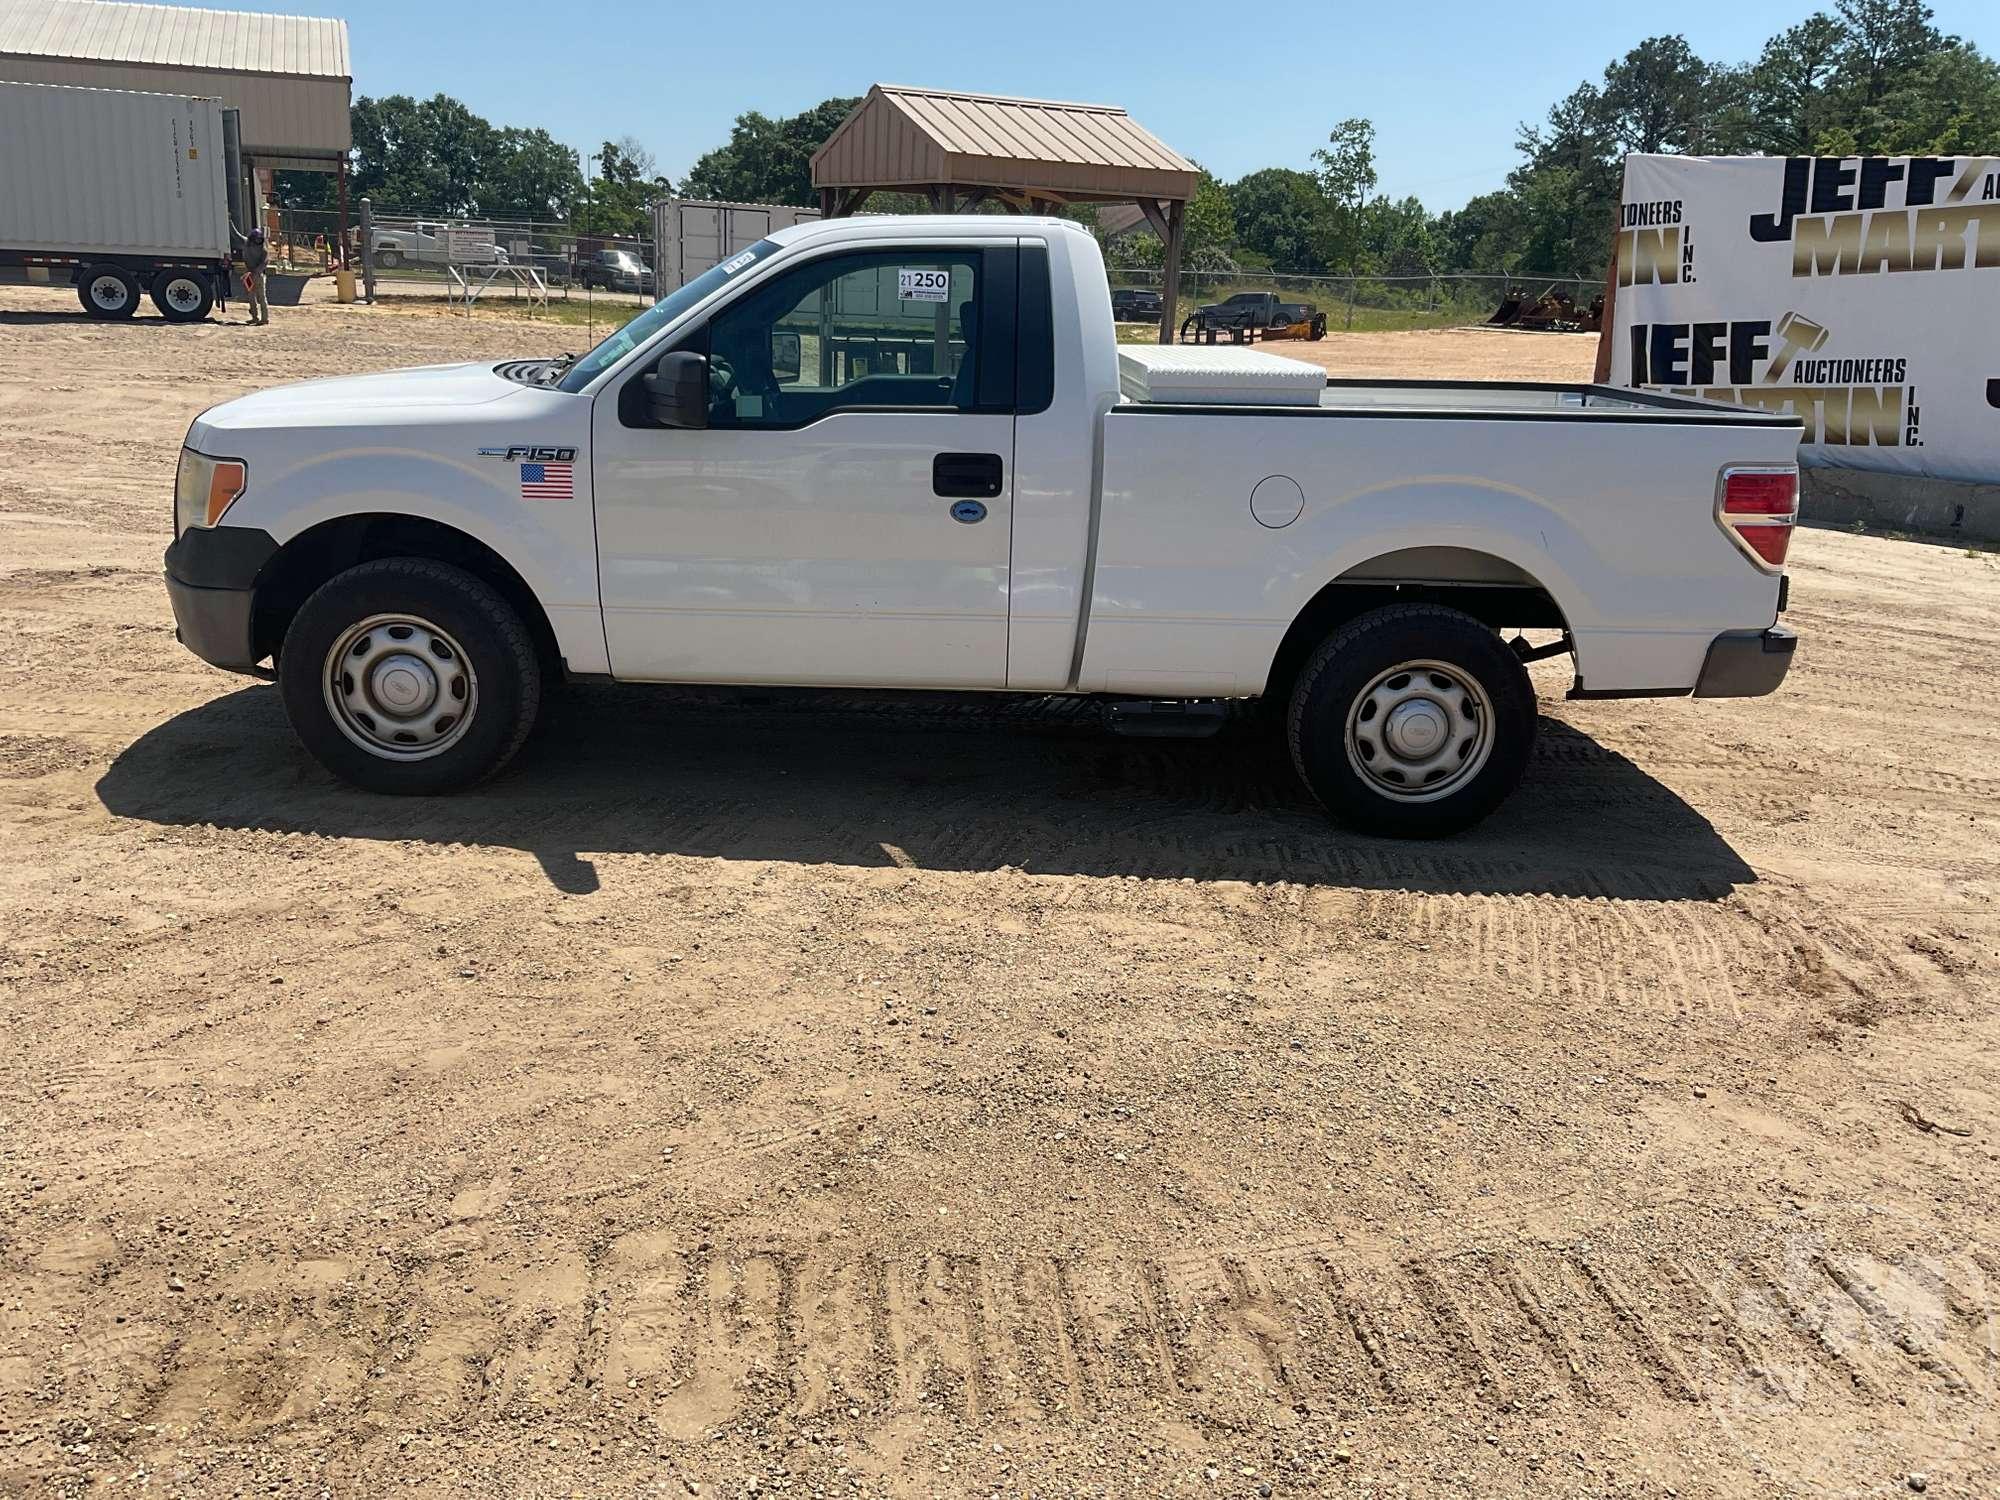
2;285;1997;1500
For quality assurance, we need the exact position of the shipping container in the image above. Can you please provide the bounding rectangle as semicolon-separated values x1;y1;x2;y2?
0;81;239;322
650;198;821;294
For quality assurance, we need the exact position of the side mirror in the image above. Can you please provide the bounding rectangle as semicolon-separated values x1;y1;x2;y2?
770;330;801;384
643;351;708;429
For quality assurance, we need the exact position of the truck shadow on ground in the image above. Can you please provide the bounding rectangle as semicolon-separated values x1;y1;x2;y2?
97;683;1755;900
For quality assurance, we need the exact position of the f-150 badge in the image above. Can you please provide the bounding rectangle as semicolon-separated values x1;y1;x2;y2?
478;445;576;461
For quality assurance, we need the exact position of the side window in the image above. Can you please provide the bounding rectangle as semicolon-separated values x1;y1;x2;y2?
704;250;990;429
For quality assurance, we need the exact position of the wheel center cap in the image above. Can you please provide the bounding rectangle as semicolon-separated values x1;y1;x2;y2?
1385;700;1448;759
372;653;437;715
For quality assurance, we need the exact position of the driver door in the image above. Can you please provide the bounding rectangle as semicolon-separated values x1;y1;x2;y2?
591;244;1019;687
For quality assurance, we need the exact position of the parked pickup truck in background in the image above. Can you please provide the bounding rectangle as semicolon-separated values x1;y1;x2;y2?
369;221;510;270
164;216;1802;836
579;247;656;296
1182;290;1296;340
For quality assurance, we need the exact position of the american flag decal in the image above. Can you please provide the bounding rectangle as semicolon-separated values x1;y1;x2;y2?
520;460;573;501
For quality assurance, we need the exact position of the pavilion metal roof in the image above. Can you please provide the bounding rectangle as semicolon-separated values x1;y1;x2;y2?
812;84;1197;204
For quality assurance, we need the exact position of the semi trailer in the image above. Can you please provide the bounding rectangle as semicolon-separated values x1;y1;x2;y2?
0;81;244;323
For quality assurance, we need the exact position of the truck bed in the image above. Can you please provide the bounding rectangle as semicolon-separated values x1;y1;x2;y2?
1081;381;1803;700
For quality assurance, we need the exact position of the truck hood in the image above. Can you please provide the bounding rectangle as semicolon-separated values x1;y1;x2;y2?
191;362;529;435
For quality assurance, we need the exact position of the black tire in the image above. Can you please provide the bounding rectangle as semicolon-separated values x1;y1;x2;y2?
1287;603;1535;837
375;247;402;270
78;266;141;319
278;558;542;795
150;268;215;322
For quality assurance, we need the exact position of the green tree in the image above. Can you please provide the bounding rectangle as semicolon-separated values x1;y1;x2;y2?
1228;167;1329;274
1434;190;1528;274
680;98;861;206
348;93;495;214
1833;0;1948;105
1599;35;1715;153
576;137;670;237
1738;14;1849;153
1311;118;1378;276
1859;40;2000;151
1363;195;1440;277
479;127;585;222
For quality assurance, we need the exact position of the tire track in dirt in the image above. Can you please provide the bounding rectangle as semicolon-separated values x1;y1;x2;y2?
57;1235;1991;1443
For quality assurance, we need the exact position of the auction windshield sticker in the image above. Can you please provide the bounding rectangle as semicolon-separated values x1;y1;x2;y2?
898;268;951;303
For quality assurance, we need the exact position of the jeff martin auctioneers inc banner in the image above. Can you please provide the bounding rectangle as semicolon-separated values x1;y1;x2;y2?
1608;152;2000;485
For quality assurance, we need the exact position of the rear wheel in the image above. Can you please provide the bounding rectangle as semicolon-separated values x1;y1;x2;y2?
1287;603;1536;837
78;267;141;319
374;247;402;270
150;269;214;322
278;558;542;795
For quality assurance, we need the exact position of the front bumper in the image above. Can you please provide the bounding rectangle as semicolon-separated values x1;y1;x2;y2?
164;525;278;673
1693;626;1797;698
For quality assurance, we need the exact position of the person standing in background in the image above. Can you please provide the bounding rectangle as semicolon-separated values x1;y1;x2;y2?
243;228;270;326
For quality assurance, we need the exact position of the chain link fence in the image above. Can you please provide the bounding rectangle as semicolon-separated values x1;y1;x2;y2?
268;205;655;310
1106;267;1605;337
253;202;1601;338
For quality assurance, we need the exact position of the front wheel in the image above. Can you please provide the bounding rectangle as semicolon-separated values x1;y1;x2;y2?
278;558;542;795
1287;603;1536;837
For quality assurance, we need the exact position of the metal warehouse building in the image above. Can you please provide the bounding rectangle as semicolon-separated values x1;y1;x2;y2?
0;0;351;221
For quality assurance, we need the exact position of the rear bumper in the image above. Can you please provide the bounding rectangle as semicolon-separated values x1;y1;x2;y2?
1693;626;1797;698
163;525;278;673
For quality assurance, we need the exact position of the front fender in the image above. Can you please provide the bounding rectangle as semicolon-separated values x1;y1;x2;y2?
217;434;606;674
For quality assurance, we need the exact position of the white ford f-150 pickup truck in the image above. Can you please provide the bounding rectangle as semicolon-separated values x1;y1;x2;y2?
165;215;1802;836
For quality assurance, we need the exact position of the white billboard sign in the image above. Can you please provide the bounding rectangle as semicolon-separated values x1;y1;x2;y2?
1607;153;2000;484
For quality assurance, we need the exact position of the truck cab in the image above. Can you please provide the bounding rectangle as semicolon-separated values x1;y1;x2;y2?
165;216;1801;836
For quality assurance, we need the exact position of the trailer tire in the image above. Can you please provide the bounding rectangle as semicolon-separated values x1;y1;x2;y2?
78;267;141;319
1287;603;1536;837
278;558;543;796
150;269;214;322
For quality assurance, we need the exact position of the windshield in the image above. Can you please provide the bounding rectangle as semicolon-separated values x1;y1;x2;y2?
556;239;783;394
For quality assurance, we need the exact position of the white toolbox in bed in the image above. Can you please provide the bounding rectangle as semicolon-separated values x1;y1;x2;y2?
1116;344;1328;407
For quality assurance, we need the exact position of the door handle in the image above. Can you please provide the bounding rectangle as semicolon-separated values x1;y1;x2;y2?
933;451;1003;499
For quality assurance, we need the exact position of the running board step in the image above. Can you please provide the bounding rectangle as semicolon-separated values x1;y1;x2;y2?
1104;699;1230;739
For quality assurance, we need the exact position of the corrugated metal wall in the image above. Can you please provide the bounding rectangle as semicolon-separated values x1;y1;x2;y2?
0;81;229;256
0;55;348;157
651;200;822;292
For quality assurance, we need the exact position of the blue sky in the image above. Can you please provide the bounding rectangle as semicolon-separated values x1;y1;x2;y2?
324;0;1993;210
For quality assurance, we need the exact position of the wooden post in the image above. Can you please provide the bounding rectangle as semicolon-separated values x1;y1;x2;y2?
335;157;350;267
1592;204;1622;384
820;187;837;219
358;196;376;303
1158;198;1185;345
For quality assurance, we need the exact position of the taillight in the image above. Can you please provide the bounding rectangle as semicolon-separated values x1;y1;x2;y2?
1717;466;1798;571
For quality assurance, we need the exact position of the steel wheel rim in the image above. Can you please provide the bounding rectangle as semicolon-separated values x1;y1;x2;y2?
89;276;130;311
322;613;477;761
162;276;203;312
1344;658;1495;803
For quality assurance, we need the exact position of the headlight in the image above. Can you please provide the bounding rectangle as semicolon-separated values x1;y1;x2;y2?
175;449;247;536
